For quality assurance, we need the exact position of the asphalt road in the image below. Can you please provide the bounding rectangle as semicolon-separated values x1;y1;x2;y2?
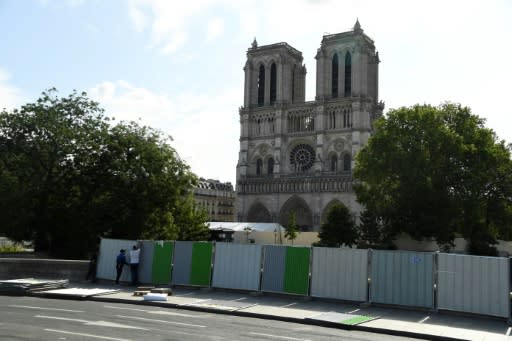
0;295;426;341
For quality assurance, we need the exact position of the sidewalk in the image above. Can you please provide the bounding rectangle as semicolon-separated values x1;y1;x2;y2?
31;281;512;341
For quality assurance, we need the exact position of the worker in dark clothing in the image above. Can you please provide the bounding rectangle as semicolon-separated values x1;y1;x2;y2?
115;249;127;284
86;252;98;283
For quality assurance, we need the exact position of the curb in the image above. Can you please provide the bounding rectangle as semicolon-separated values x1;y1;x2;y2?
85;295;468;341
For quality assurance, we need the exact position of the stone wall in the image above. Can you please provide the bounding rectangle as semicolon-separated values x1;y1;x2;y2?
0;258;89;282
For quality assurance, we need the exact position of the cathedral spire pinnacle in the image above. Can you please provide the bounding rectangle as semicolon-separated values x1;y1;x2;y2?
251;37;258;49
354;18;362;32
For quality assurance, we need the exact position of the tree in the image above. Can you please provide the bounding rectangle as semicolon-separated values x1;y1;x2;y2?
0;89;206;258
284;211;298;245
354;103;512;255
317;203;357;247
357;209;393;249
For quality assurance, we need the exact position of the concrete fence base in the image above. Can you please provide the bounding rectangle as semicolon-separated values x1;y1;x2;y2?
0;258;89;283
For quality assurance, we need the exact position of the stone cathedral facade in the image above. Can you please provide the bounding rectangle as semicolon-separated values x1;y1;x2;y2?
236;21;384;231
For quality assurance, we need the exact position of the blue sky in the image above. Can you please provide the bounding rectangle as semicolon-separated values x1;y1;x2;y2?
1;0;511;185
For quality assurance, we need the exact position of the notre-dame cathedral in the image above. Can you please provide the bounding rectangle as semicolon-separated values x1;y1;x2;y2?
236;20;384;231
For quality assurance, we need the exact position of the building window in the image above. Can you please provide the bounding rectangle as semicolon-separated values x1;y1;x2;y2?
343;153;351;172
292;65;296;103
344;52;352;97
258;64;265;106
343;109;352;128
268;157;274;175
290;144;315;172
256;158;263;175
330;155;338;171
331;54;339;98
270;63;277;105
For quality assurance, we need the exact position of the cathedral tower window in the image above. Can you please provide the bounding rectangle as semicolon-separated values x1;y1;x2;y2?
270;63;277;104
256;158;263;175
258;64;265;106
343;153;351;172
343;109;352;128
268;157;274;175
292;65;296;102
344;52;352;97
330;155;338;171
331;54;339;98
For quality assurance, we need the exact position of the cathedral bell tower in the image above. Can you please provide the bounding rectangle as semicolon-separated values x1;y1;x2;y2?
243;38;307;108
236;20;383;231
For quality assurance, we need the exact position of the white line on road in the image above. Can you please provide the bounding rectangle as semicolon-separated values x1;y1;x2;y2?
8;305;84;313
35;315;147;330
281;302;297;308
231;297;247;301
103;305;204;317
506;327;511;336
116;315;206;328
347;309;360;314
249;332;311;341
45;328;132;341
418;316;430;324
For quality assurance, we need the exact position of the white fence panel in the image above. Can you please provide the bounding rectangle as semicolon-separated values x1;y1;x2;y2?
96;238;136;282
370;250;434;308
212;243;262;291
311;247;368;302
437;253;510;318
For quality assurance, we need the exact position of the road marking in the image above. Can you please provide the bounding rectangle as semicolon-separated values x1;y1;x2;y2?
116;315;206;328
347;309;360;313
231;297;247;301
35;315;147;330
281;302;297;308
249;332;311;341
104;305;204;317
45;328;132;341
8;305;83;313
418;316;430;323
506;327;511;336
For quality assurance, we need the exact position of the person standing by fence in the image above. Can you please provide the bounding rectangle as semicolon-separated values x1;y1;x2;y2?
115;249;127;284
129;245;140;286
86;251;98;283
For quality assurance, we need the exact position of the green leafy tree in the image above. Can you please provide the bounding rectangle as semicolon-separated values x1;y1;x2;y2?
357;209;393;249
354;103;512;255
0;89;206;258
284;211;298;245
317;203;357;247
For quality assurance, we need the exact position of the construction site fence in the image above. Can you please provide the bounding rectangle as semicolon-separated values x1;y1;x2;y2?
96;238;511;319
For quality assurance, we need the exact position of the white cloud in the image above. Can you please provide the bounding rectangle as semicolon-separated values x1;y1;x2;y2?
161;32;188;55
205;17;224;42
0;68;25;111
129;2;149;32
88;81;240;184
128;0;220;54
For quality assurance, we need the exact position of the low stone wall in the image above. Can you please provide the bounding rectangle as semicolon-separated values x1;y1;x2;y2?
0;258;89;283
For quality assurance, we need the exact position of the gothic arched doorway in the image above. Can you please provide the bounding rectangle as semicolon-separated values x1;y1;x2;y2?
279;196;313;231
247;202;272;222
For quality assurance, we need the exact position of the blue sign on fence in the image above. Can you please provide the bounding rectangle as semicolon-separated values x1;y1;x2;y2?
411;255;422;264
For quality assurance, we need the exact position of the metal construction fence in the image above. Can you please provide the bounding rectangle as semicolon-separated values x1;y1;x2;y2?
370;250;435;309
96;238;511;319
437;253;510;318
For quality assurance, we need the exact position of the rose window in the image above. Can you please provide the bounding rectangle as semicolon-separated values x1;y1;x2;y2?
290;144;315;172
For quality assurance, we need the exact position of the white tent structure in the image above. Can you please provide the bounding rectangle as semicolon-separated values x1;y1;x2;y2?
207;222;319;245
208;222;283;233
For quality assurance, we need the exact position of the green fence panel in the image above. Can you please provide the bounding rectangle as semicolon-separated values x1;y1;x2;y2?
190;242;213;286
283;246;311;295
152;241;174;285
